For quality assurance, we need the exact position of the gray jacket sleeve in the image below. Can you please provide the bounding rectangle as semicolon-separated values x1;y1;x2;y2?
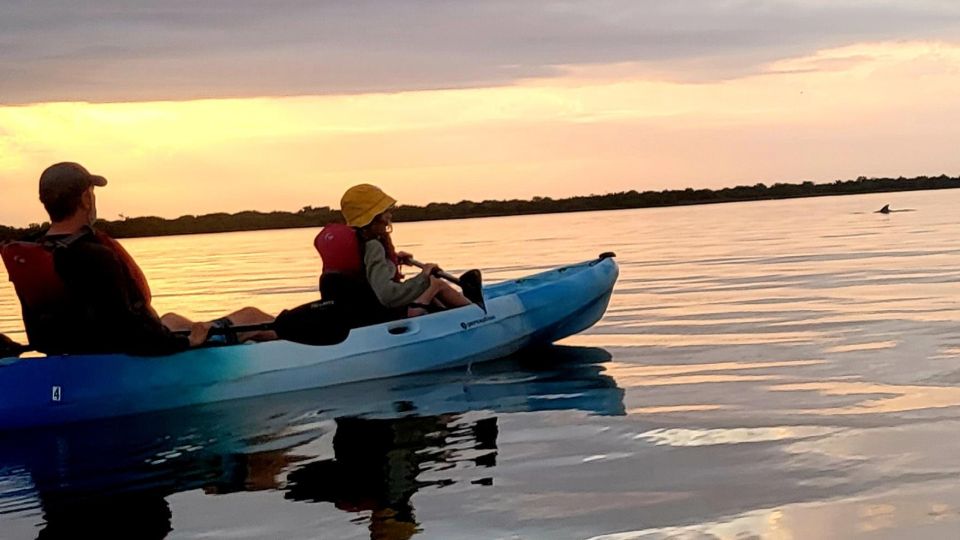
364;240;431;308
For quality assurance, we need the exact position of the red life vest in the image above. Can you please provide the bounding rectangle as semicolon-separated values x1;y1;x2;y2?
315;223;364;276
315;224;403;281
1;229;152;311
1;241;67;310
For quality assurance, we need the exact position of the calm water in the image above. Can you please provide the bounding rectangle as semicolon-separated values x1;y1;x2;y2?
2;190;960;539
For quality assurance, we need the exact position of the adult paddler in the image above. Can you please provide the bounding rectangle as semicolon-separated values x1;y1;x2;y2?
1;162;277;356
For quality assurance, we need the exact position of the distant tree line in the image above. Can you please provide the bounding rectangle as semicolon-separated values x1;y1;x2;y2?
2;174;958;241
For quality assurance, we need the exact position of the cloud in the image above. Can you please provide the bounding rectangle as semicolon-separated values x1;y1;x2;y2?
2;40;960;227
2;0;960;104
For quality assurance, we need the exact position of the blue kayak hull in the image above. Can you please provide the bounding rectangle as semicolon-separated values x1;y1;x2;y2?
0;256;618;430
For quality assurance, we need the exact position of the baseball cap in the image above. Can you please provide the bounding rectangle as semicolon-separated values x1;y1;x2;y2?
39;162;108;206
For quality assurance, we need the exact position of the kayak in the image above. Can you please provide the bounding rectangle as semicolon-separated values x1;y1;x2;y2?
0;254;618;430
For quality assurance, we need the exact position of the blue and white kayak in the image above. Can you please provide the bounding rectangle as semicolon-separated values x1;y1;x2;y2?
0;254;618;430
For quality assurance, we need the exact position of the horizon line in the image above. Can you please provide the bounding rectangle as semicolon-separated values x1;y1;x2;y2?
3;173;958;239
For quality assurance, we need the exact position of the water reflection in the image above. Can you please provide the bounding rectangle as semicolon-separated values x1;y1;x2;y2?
5;193;960;538
0;345;623;539
35;494;172;540
283;415;498;539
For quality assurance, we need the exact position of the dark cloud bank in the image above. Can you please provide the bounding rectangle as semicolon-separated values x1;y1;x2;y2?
2;0;959;104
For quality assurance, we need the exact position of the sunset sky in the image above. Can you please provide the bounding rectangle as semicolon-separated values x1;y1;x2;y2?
2;1;960;226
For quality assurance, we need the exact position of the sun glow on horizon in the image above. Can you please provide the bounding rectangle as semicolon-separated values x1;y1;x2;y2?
2;40;960;226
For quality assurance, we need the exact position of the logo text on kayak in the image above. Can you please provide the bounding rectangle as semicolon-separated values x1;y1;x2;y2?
461;315;496;330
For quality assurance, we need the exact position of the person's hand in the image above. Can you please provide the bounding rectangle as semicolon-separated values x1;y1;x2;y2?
188;321;213;347
397;251;413;264
418;263;440;277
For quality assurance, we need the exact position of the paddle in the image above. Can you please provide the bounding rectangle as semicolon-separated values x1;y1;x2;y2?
173;300;351;346
403;257;486;312
0;301;350;359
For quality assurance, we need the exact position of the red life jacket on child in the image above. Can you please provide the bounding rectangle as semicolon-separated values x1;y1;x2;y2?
1;229;152;313
314;224;410;327
314;223;364;276
314;223;404;281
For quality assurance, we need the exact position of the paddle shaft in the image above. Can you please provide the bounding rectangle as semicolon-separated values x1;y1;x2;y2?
171;322;274;337
403;257;487;312
404;258;461;284
2;322;277;356
2;301;349;357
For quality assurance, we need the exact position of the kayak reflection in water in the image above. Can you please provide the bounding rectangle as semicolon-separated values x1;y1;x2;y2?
35;492;172;540
283;415;499;539
22;414;496;540
0;346;622;539
0;162;277;356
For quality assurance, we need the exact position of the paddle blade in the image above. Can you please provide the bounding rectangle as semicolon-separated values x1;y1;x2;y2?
274;301;351;346
458;269;486;312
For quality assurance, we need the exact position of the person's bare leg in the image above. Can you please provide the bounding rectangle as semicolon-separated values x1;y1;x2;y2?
225;306;277;342
436;280;471;308
407;279;443;317
160;312;194;332
164;309;275;342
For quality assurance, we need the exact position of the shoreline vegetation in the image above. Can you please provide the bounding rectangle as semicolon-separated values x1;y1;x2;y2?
2;174;959;241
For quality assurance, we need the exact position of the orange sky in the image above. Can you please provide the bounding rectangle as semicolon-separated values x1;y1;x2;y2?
3;41;960;226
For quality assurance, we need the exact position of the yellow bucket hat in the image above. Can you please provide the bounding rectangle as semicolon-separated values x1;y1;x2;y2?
340;184;397;228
